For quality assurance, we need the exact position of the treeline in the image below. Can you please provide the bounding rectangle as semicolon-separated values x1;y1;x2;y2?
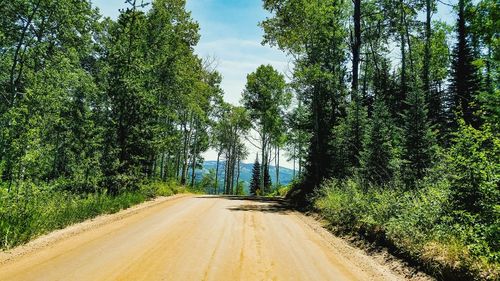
0;0;225;194
261;0;498;279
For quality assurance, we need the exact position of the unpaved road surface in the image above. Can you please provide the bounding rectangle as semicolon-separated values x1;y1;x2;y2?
0;195;409;281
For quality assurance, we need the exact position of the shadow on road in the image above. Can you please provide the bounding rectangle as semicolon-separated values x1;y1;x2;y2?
196;195;293;215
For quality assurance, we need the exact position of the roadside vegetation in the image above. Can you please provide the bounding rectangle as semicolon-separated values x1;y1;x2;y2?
310;122;499;279
315;176;498;280
260;0;499;280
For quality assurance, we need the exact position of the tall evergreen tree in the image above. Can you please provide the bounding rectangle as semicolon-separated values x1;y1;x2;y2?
344;99;368;173
249;157;261;196
401;86;435;186
449;0;482;129
360;98;396;185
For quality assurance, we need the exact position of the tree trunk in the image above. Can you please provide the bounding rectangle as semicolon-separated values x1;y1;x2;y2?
180;113;192;185
160;153;165;180
399;0;407;111
236;155;241;192
230;149;236;195
423;0;431;99
190;123;198;188
223;156;228;194
214;151;221;194
352;0;361;94
175;148;181;181
260;132;266;192
400;32;406;108
276;146;280;186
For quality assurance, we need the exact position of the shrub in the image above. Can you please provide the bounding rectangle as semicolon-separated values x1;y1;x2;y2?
314;178;499;280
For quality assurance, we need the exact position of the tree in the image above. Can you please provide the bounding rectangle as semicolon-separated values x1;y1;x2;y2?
360;98;397;185
262;0;348;197
212;104;250;195
0;0;102;191
242;64;290;193
401;85;435;186
0;0;218;196
449;0;482;129
329;100;368;179
351;0;362;94
448;121;499;218
284;100;310;179
249;157;261;196
422;0;434;108
263;162;272;193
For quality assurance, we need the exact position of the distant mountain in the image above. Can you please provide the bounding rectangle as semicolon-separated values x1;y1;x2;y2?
193;161;297;193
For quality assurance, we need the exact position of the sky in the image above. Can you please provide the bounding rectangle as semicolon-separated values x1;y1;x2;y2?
91;0;456;169
91;0;293;168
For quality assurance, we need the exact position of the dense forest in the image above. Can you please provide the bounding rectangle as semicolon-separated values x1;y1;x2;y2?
0;0;498;279
260;0;498;279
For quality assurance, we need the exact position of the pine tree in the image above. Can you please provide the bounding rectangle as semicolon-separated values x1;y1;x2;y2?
344;99;368;172
249;157;261;196
449;0;482;129
401;86;435;186
360;98;396;185
330;99;368;179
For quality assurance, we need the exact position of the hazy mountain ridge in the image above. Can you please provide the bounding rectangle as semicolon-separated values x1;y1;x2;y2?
196;161;296;187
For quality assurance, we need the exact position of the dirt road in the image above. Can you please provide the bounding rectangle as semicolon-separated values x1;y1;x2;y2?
0;195;409;281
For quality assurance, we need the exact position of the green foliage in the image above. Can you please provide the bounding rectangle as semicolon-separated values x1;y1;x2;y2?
447;122;499;222
195;169;216;194
213;104;250;195
401;86;436;186
448;0;483;129
235;181;246;196
330;100;368;179
360;98;398;185
0;0;219;195
250;159;261;196
242;64;290;191
315;178;499;280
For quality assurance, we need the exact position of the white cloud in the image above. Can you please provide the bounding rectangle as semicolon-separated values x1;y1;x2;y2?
194;38;290;105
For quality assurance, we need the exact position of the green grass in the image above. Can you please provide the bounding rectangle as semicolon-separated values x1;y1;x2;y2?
314;179;499;281
0;181;182;250
267;184;292;197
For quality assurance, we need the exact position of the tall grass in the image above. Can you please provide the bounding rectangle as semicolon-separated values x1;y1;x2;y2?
0;181;181;249
314;179;499;280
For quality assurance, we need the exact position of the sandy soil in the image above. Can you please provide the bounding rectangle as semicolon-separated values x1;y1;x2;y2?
0;195;424;281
